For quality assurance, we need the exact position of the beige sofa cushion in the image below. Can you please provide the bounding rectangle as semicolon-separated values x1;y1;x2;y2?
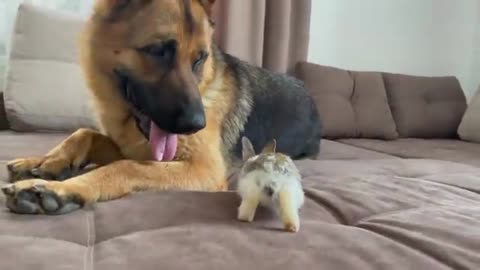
458;86;480;143
4;3;97;132
296;62;398;139
383;73;467;138
338;138;480;168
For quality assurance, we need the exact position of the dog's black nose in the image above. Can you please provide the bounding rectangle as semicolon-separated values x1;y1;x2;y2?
175;103;206;134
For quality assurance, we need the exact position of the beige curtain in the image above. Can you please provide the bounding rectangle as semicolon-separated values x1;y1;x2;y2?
212;0;312;75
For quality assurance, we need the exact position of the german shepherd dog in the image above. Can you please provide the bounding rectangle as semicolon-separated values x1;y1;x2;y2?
2;0;321;215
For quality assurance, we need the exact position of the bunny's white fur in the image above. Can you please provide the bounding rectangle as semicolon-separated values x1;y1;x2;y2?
236;137;305;232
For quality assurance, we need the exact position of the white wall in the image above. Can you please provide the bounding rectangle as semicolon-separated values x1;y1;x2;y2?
308;0;480;99
469;12;480;97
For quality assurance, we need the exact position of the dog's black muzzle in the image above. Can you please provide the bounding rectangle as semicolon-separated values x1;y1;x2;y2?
114;69;206;137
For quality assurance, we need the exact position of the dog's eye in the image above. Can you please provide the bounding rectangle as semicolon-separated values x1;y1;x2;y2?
192;51;209;72
139;40;176;66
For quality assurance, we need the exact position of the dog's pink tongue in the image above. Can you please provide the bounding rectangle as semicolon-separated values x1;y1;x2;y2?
149;121;178;161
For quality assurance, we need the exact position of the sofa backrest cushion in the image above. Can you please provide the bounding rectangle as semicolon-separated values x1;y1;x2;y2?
458;86;480;143
296;62;399;140
383;73;467;138
4;3;97;132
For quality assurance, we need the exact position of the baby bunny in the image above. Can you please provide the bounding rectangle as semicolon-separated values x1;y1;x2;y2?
236;137;305;233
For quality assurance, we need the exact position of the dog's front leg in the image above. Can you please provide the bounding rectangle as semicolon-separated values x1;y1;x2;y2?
2;154;227;215
7;117;152;182
6;128;129;182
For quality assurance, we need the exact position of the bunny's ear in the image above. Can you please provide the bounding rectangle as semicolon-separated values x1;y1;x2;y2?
261;139;277;154
242;137;256;161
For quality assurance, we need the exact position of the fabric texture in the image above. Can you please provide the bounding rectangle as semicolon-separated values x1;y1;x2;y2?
1;156;480;270
318;139;399;160
0;131;67;161
296;62;399;139
458;86;480;143
339;138;480;167
383;73;467;138
3;3;97;132
212;0;312;74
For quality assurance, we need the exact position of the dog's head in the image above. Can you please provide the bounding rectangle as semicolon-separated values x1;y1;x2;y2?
84;0;217;137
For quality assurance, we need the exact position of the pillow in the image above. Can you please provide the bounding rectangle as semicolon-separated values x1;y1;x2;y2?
458;86;480;143
383;73;467;138
4;3;97;132
295;62;398;139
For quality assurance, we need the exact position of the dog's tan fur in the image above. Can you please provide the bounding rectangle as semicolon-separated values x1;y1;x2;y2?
3;0;235;210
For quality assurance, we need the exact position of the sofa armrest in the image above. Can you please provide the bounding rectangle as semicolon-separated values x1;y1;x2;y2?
0;92;10;130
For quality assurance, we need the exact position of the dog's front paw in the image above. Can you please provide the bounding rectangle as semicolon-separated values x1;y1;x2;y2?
1;180;85;215
7;157;44;182
7;155;79;182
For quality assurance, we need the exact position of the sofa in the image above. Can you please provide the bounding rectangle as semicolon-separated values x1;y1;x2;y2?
0;4;479;270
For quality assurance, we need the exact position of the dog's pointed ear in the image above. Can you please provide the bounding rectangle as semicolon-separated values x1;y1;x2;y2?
242;137;256;161
197;0;216;16
262;139;277;154
94;0;131;22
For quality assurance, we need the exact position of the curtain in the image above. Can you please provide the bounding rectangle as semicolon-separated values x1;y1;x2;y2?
0;0;94;88
212;0;312;75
